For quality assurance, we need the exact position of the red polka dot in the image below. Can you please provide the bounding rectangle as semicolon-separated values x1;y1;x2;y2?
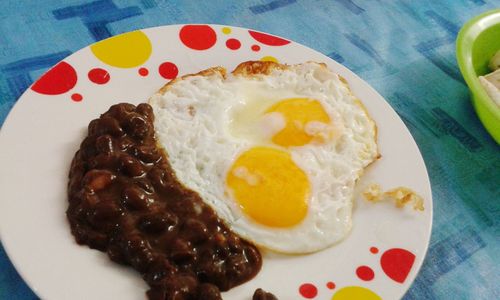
249;30;290;46
299;283;317;299
251;44;261;51
179;25;217;50
356;266;375;281
31;61;77;95
88;68;110;84
71;93;83;102
326;281;336;289
158;62;178;80
370;247;379;254
381;248;415;283
138;67;149;76
226;38;241;50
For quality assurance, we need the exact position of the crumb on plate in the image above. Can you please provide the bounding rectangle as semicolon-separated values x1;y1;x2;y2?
363;184;424;211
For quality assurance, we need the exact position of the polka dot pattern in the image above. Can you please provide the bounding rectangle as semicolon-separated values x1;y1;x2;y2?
356;266;375;281
31;62;77;95
261;56;278;63
180;25;217;50
249;30;290;46
71;93;83;102
381;248;415;283
90;31;152;68
296;246;416;298
138;67;149;77
158;62;178;79
226;38;241;50
88;68;110;85
331;286;381;300
299;283;318;299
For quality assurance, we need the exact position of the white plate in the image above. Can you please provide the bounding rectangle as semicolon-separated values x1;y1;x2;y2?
0;25;432;300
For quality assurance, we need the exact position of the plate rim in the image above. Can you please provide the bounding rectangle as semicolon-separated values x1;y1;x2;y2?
0;23;433;299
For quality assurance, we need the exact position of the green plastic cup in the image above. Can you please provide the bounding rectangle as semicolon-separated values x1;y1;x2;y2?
456;9;500;144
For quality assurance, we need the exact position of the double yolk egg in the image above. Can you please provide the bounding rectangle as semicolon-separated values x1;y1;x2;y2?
228;97;336;228
150;62;378;253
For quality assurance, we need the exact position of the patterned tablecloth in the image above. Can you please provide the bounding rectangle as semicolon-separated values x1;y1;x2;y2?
1;1;499;299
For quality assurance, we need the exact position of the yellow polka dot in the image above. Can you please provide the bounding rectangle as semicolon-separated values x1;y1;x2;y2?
260;56;278;63
222;27;232;34
90;31;152;68
331;286;381;300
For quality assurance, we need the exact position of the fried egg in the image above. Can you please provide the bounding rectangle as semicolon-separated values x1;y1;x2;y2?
149;61;378;253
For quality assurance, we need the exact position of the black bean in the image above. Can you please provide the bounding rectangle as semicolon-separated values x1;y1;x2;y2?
79;136;97;159
253;288;278;300
88;153;117;170
91;201;121;222
135;145;162;163
87;119;100;136
136;103;154;121
123;235;155;272
95;116;124;137
69;205;87;223
197;248;215;262
125;113;152;139
162;275;198;300
120;154;145;177
243;245;262;266
182;218;208;244
226;254;250;279
69;151;84;177
107;244;126;264
227;235;243;253
86;231;108;251
95;134;114;154
196;257;225;286
138;212;177;234
143;259;176;286
80;193;99;210
108;103;136;122
135;178;155;193
213;233;230;258
197;283;222;300
148;167;179;194
116;137;134;151
170;239;196;262
122;185;152;210
82;169;115;192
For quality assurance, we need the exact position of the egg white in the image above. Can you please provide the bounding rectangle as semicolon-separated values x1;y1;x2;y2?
149;62;378;253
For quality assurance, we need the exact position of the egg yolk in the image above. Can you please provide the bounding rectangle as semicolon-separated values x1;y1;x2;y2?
226;147;310;227
265;98;333;147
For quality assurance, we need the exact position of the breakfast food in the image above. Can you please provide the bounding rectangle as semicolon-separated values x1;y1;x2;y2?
68;61;379;298
67;103;262;299
150;61;379;253
479;50;500;107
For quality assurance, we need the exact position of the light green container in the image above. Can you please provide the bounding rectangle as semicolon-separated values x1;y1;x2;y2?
456;9;500;144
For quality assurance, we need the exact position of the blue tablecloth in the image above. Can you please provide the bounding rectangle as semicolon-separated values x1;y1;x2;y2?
1;1;499;299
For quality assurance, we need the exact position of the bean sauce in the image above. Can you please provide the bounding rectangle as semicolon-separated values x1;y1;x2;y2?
67;103;262;299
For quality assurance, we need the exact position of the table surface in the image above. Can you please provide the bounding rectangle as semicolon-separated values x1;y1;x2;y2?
1;1;499;299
